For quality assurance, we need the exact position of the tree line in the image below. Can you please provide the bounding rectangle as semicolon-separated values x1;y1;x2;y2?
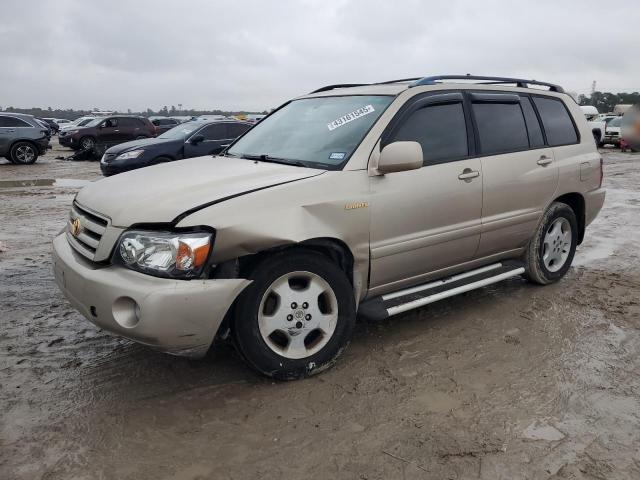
0;105;269;120
578;91;640;114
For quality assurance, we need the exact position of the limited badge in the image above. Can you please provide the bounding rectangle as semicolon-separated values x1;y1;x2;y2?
70;218;81;237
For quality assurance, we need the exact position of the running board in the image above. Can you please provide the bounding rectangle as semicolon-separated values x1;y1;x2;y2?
358;262;525;321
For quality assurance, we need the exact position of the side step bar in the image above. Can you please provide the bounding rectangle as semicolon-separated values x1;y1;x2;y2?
358;262;525;321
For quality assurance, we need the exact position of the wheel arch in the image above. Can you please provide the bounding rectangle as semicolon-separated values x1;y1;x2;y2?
553;192;586;244
236;237;355;286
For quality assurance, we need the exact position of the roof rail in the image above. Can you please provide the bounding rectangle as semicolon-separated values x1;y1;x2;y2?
410;75;565;93
310;83;370;94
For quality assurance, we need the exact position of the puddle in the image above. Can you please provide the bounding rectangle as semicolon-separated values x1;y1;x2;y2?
0;178;91;189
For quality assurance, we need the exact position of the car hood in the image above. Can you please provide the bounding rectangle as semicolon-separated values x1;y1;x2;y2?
105;137;176;155
76;156;325;227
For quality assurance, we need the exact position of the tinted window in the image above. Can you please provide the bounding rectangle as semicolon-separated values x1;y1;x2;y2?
520;97;545;147
118;118;139;128
533;97;578;146
391;102;468;165
199;124;227;140
103;118;118;128
0;116;31;127
473;102;529;155
228;123;251;138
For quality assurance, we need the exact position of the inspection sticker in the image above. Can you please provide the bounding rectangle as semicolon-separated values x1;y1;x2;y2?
327;104;375;131
329;152;346;160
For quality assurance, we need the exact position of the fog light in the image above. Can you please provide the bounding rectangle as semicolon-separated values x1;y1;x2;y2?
112;296;140;328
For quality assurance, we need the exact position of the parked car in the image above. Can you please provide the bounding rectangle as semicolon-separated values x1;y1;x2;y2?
60;117;96;130
55;118;72;127
39;118;60;135
53;75;605;380
100;120;252;176
58;115;156;150
150;117;180;135
604;116;622;146
0;112;50;164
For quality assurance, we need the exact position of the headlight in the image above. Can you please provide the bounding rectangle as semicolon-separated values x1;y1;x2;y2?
116;150;144;160
68;129;79;134
114;230;213;278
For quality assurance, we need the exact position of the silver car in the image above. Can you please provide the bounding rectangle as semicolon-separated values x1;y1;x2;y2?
53;75;605;379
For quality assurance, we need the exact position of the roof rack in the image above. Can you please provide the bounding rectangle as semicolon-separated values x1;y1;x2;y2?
310;84;370;94
410;75;564;93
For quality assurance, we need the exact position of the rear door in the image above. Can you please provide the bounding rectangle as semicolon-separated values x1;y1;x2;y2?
472;93;559;257
368;92;483;291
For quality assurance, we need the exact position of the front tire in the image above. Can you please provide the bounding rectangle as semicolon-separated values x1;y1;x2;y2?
79;136;96;150
524;202;578;285
10;142;38;164
233;250;356;380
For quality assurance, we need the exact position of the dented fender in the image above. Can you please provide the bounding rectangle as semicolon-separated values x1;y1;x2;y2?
177;170;372;303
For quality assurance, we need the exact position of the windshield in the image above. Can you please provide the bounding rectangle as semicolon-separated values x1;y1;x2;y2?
227;95;393;168
609;117;622;127
84;118;103;127
158;121;204;140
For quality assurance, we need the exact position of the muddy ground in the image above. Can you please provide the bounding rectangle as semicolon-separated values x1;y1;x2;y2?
1;142;639;480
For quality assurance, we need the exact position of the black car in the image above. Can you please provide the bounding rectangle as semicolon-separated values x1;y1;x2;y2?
41;118;60;134
100;120;251;175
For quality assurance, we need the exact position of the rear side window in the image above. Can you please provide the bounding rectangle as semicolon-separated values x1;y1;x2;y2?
228;123;251;138
391;103;468;165
472;102;529;155
520;97;545;148
0;116;31;127
532;97;578;146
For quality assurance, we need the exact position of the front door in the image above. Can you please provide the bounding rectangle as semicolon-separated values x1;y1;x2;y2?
184;123;228;157
369;94;483;292
97;118;121;143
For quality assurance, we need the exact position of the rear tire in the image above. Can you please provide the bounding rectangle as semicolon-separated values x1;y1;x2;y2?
232;249;356;380
10;142;38;164
524;202;578;285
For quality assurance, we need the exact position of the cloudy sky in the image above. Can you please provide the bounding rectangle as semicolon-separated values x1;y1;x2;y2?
1;0;638;112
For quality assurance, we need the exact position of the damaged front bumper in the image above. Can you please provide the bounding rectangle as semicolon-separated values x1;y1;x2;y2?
52;234;251;357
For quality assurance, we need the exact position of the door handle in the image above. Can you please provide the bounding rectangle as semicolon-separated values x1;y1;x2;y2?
114;129;120;132
537;156;552;166
458;169;480;180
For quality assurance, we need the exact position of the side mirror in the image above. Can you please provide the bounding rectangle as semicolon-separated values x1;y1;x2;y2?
377;141;423;174
190;134;205;145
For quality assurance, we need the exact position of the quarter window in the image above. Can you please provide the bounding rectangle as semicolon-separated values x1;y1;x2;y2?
532;97;578;146
390;102;468;165
472;102;529;155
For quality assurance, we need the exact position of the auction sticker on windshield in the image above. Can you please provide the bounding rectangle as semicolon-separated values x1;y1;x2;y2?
327;105;375;131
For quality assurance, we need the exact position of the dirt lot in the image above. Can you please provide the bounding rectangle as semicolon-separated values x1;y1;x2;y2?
1;142;639;480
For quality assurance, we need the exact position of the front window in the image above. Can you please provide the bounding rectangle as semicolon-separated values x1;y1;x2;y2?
227;95;393;169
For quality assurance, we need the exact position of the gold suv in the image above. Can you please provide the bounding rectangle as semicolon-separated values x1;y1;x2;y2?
53;75;605;380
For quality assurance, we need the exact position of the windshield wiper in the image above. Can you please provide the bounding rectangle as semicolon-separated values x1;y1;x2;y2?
239;153;307;167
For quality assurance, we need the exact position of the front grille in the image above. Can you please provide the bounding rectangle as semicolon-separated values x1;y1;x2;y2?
66;202;109;261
